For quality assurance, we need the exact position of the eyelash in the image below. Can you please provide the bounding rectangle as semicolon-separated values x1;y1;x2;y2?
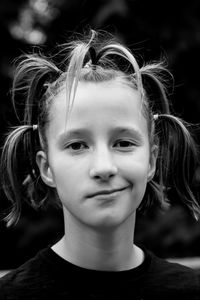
66;141;88;151
65;139;137;152
114;140;136;149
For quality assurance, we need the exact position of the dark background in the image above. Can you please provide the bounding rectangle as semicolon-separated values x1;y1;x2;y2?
0;0;200;269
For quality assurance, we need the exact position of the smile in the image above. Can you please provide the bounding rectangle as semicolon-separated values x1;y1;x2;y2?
87;186;128;198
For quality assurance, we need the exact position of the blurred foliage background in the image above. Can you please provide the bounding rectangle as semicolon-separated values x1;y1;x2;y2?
0;0;200;269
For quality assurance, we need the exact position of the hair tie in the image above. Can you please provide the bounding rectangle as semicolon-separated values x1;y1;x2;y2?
89;47;98;65
32;124;38;131
84;47;98;70
153;114;159;121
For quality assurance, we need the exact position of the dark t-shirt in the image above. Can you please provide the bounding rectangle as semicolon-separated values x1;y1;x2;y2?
0;246;199;299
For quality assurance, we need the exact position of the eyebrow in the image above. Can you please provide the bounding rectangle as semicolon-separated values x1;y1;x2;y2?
111;126;143;140
58;129;91;141
58;126;144;143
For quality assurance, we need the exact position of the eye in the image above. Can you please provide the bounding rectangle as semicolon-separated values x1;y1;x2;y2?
114;140;136;149
66;141;88;151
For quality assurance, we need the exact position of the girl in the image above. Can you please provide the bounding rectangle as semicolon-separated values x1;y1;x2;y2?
0;30;199;299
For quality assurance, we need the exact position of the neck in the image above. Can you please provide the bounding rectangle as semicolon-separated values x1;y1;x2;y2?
52;210;143;271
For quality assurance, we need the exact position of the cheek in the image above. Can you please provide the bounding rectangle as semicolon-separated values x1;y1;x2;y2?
121;155;150;204
50;157;86;199
53;172;79;213
120;152;150;182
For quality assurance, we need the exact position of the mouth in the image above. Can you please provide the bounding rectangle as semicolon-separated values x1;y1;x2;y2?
87;186;128;198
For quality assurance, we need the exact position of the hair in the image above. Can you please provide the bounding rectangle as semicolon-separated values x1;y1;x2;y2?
1;29;200;226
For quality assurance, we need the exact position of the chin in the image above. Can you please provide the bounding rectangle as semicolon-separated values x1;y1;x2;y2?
85;211;135;231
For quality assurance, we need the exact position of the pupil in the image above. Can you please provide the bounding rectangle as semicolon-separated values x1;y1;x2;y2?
72;143;81;150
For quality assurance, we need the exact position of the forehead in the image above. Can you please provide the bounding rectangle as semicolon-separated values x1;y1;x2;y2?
48;80;148;138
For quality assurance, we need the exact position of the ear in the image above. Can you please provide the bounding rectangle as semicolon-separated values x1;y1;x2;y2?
36;150;56;187
147;145;158;182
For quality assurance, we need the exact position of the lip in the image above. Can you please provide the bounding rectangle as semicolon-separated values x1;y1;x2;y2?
87;186;128;198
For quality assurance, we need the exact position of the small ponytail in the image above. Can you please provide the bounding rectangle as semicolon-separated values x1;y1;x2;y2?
12;54;62;125
154;114;200;219
140;62;172;114
65;30;145;114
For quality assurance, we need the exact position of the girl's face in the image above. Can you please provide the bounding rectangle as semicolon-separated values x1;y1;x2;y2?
37;80;157;230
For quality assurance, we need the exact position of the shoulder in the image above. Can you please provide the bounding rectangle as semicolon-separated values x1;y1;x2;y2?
143;249;200;296
0;247;54;299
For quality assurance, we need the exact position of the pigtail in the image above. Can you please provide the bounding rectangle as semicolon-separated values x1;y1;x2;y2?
1;53;63;226
137;61;200;220
1;126;35;226
155;114;200;220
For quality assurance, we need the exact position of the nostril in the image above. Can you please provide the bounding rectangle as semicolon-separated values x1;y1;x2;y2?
95;173;115;180
89;165;118;180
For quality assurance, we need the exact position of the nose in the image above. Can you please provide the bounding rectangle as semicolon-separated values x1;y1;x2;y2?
89;146;118;181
